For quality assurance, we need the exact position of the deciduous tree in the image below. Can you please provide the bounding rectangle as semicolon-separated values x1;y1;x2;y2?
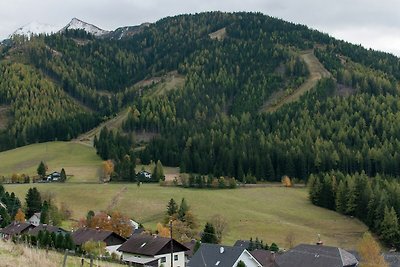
357;232;388;267
14;208;25;222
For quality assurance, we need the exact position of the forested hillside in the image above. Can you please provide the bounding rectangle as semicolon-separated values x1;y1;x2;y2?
1;11;400;184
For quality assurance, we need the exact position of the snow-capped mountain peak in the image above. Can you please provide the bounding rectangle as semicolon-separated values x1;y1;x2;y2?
10;21;60;38
60;18;110;36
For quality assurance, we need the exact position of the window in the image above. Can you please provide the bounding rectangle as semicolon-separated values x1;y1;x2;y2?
174;254;178;261
161;257;166;263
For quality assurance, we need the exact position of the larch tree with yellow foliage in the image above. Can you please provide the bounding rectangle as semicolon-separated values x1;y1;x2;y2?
357;232;388;267
281;175;292;187
14;208;25;222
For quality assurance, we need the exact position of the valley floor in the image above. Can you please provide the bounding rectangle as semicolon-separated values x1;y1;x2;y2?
4;183;367;250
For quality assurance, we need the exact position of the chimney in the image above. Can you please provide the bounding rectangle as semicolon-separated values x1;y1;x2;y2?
96;226;100;231
269;251;275;262
316;234;323;245
220;247;224;254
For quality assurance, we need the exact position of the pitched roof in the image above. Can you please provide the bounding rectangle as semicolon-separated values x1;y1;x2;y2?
71;228;126;246
250;249;280;267
188;243;251;267
234;240;251;249
0;221;34;236
118;234;188;256
276;244;358;267
184;239;197;258
29;212;41;220
28;224;67;236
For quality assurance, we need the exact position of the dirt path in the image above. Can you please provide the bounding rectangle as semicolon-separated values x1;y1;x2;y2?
106;186;128;211
73;107;131;147
263;50;331;113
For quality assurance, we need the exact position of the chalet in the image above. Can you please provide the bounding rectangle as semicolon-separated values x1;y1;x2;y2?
275;244;358;267
250;249;280;267
137;171;152;180
28;212;41;226
46;171;61;182
0;221;35;239
118;234;189;267
71;228;126;255
234;240;251;249
188;243;262;267
28;224;68;237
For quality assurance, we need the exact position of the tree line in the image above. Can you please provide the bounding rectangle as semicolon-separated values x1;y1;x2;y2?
308;171;400;248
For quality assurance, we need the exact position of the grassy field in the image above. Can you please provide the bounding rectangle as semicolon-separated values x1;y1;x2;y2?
264;50;331;113
0;142;102;183
0;240;123;267
5;183;367;250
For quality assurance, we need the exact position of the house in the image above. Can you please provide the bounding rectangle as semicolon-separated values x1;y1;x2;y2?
71;228;126;256
46;172;61;182
234;240;251;249
183;239;197;261
28;224;68;237
188;243;262;267
28;212;41;226
137;171;152;180
250;249;280;267
275;244;358;267
118;234;189;267
0;221;35;239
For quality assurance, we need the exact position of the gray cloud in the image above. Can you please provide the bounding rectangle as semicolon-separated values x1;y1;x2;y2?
0;0;399;56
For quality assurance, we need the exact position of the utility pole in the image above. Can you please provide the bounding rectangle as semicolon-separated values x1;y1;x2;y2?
170;220;174;267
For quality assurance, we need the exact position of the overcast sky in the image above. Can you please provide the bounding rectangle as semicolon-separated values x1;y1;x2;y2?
1;0;399;56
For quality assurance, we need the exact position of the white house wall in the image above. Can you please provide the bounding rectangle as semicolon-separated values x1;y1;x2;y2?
232;250;262;267
155;251;186;267
121;251;186;267
106;245;122;257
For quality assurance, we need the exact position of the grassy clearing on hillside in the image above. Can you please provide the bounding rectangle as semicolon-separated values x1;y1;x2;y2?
5;183;367;249
0;142;102;183
0;240;123;267
264;51;331;113
74;108;131;147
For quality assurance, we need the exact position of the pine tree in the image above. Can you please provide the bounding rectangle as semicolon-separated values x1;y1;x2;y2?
25;187;42;218
153;160;165;181
60;168;67;182
167;198;178;217
380;206;400;246
178;198;189;221
201;222;218;244
40;200;49;224
335;180;348;214
37;161;46;178
56;233;64;249
270;242;279;252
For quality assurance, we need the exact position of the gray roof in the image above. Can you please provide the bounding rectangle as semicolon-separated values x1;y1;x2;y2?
28;224;67;236
250;249;280;267
234;240;251;249
71;228;126;246
188;243;253;267
118;234;188;256
0;221;34;236
276;244;358;267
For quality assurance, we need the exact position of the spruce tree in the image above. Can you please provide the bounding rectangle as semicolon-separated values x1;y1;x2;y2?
201;222;218;244
178;198;189;221
380;206;400;246
40;201;49;224
37;161;46;178
60;168;67;182
25;187;42;218
167;198;178;216
270;242;279;252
